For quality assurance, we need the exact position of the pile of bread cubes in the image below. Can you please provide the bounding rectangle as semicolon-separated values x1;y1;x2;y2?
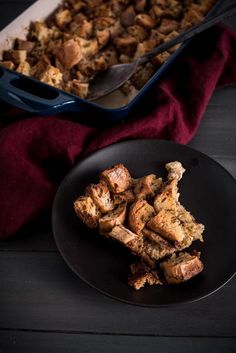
0;0;216;99
74;161;205;290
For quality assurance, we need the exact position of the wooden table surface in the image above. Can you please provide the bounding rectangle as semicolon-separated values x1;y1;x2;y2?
0;1;236;352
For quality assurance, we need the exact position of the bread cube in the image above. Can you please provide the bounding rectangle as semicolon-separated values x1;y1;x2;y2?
100;164;132;193
16;61;31;76
121;5;136;27
85;180;114;213
113;189;135;205
4;50;27;65
0;61;15;69
66;80;89;99
134;174;163;200
38;65;63;88
96;29;110;48
113;36;137;56
147;209;185;242
128;262;162;290
74;196;101;229
55;9;72;29
108;224;138;244
57;39;83;70
165;161;185;181
129;200;155;234
160;252;204;284
135;14;156;29
99;202;127;233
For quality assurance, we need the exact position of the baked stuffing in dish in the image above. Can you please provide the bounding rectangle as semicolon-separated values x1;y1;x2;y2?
0;0;217;99
74;161;205;290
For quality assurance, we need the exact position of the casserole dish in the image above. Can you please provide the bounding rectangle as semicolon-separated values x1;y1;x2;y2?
0;0;224;123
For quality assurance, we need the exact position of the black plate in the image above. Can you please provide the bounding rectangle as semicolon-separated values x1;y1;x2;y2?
52;139;236;306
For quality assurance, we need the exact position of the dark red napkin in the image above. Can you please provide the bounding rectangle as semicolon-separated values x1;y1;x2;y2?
0;25;236;239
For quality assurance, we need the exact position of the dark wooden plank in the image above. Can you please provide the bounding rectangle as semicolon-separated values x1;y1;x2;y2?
0;252;235;336
0;331;236;353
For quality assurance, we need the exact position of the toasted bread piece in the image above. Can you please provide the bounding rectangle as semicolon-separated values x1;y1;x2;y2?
120;5;136;27
177;205;205;242
160;252;204;284
30;21;53;42
72;19;93;39
99;203;127;233
134;0;147;13
74;196;101;229
151;51;170;66
158;18;179;34
108;224;138;245
100;164;132;193
85;180;114;213
127;237;156;268
108;225;156;268
129;200;155;234
128;262;162;290
16;61;31;76
38;65;63;88
65;80;89;99
142;228;175;259
113;36;138;56
147;209;185;242
127;25;149;42
142;238;175;262
15;39;35;52
57;39;83;70
76;38;99;58
55;9;72;29
165;161;185;181
154;179;179;213
4;49;27;65
96;29;110;48
113;189;135;205
0;61;15;69
134;174;163;200
135;14;156;29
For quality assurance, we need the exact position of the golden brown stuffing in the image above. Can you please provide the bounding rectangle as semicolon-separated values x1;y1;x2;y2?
1;0;217;99
74;161;205;289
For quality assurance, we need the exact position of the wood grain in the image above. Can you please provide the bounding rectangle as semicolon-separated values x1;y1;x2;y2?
0;252;235;336
1;331;236;353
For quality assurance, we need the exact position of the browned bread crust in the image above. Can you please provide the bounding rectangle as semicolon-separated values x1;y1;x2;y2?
74;196;101;229
129;200;155;234
141;228;176;259
85;180;114;213
160;252;204;284
134;174;163;200
113;189;135;205
147;209;185;242
128;262;162;290
100;164;132;193
99;202;127;233
154;179;179;213
108;224;138;245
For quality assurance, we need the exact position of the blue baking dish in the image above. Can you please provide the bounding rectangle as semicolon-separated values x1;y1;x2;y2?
0;0;225;124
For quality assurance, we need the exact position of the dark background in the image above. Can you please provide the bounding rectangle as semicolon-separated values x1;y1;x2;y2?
0;1;236;352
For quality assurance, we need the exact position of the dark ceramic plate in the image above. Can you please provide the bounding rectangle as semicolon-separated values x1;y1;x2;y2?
52;139;236;306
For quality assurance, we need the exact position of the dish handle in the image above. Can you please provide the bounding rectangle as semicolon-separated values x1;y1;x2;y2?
0;68;83;114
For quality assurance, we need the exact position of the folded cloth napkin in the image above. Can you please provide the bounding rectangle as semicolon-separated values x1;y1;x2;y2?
0;25;236;239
